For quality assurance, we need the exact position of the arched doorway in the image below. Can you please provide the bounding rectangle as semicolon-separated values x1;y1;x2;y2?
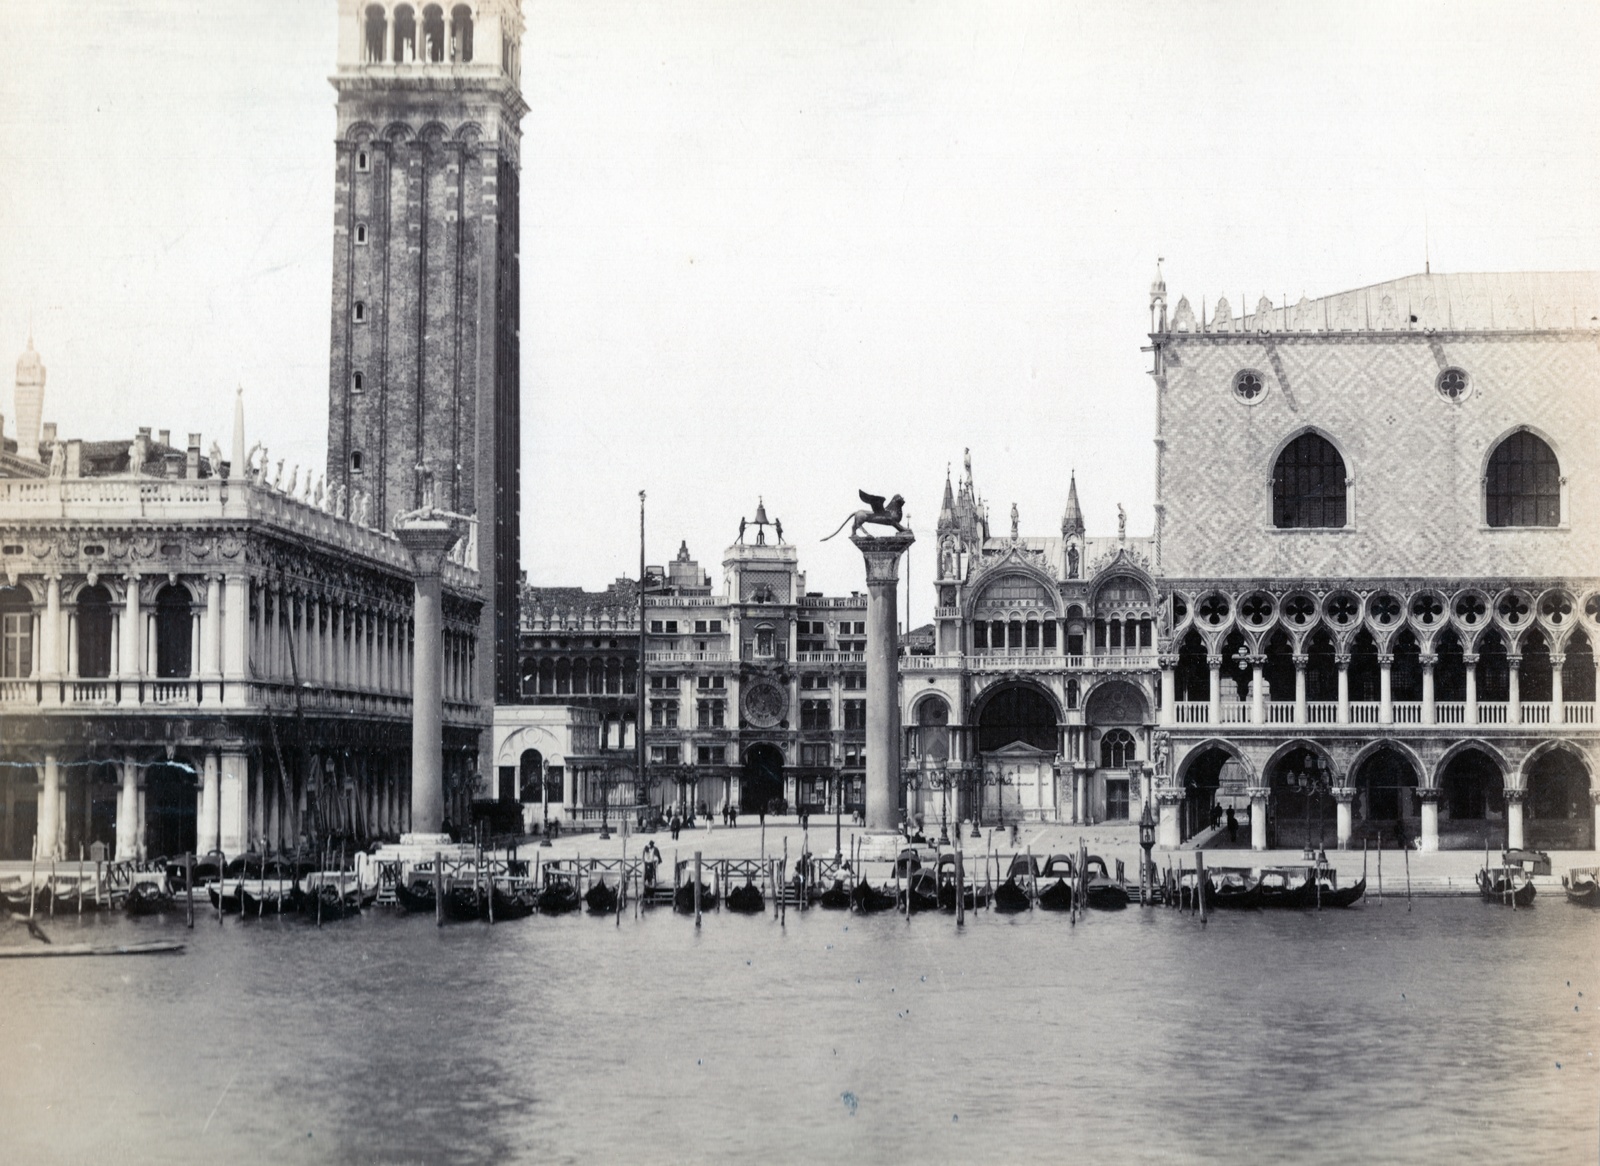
976;684;1057;751
1085;680;1147;824
154;585;193;679
1437;748;1505;848
1182;747;1230;840
1525;748;1592;850
741;743;784;815
1352;747;1419;837
1266;745;1335;851
975;683;1060;822
519;749;545;803
145;762;197;858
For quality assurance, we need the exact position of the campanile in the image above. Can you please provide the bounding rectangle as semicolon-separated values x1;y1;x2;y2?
326;1;524;703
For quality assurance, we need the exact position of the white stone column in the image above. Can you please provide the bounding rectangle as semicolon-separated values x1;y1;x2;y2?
1248;787;1269;851
852;531;914;832
1207;654;1223;725
41;574;62;679
201;575;222;681
1419;791;1439;853
223;575;249;703
1507;655;1522;725
219;752;249;853
1159;661;1175;726
1335;653;1350;724
116;756;139;860
1156;790;1182;849
198;752;220;854
1293;655;1308;724
1504;789;1525;851
1592;792;1600;854
395;513;466;836
1333;787;1354;849
1551;653;1565;725
37;753;61;859
1378;653;1394;724
1421;653;1436;725
1250;655;1266;724
120;574;141;705
1464;654;1479;724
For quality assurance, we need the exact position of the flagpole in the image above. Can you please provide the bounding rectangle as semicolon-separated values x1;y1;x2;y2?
637;490;648;831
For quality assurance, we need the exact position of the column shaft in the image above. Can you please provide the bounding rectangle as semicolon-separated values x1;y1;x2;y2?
198;753;220;854
38;753;61;859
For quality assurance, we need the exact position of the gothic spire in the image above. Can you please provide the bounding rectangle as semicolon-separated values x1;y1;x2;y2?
1061;471;1085;538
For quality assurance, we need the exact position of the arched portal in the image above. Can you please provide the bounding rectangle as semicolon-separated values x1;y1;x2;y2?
519;749;545;803
1437;748;1505;848
1525;748;1592;850
144;762;197;859
741;743;785;815
915;694;950;761
1266;745;1336;851
1182;746;1230;840
975;683;1058;752
1352;747;1418;827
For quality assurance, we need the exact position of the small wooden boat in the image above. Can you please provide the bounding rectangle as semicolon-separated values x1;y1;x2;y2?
1040;854;1076;881
1082;856;1130;911
725;880;766;914
1036;878;1074;912
3;885;49;913
124;882;173;916
1257;867;1316;910
1477;866;1536;907
672;881;715;914
538;880;582;915
441;884;485;921
303;882;362;921
819;878;852;910
893;848;923;877
393;878;438;914
1005;854;1042;881
239;885;297;915
1563;867;1599;906
489;884;537;921
1207;869;1263;910
1308;872;1366;909
0;939;185;958
850;880;898;913
584;880;620;915
207;883;244;914
992;875;1032;914
934;855;990;912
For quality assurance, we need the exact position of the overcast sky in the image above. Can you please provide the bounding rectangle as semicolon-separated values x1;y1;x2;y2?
3;1;1598;624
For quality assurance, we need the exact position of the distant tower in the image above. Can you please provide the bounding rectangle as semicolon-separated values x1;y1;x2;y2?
325;0;526;702
14;330;45;461
1149;258;1167;333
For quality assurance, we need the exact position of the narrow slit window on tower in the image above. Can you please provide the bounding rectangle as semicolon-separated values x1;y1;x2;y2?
351;370;365;393
354;222;368;245
353;301;367;323
356;149;370;173
351;451;364;473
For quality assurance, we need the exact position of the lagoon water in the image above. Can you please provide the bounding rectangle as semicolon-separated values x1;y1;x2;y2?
1;896;1595;1165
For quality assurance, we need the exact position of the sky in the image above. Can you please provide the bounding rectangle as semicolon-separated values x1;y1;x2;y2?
2;1;1598;625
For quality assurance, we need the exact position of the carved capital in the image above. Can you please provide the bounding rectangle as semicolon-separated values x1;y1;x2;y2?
1334;653;1351;667
1463;653;1479;666
1419;653;1438;667
1331;786;1357;804
1506;655;1522;670
1550;653;1566;668
1377;653;1394;667
1244;786;1270;800
1502;788;1526;804
1292;654;1309;671
1417;788;1440;804
1206;655;1224;669
852;532;916;586
1247;654;1267;668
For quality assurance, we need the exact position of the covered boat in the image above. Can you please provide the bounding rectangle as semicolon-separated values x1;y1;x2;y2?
537;879;581;915
489;884;537;921
673;881;715;914
1477;866;1536;907
1207;868;1263;910
440;884;484;922
725;879;766;914
302;882;361;921
1257;867;1316;910
899;871;940;913
1563;867;1599;907
123;882;173;916
1036;878;1074;912
819;878;852;910
584;880;620;915
393;878;438;914
850;880;898;913
1082;855;1130;911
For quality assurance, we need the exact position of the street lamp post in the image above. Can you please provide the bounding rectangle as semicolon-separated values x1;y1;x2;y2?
833;767;843;862
539;758;552;848
1138;797;1157;905
1287;754;1331;860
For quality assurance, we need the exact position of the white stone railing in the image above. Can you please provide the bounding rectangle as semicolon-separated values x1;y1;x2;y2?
900;655;963;671
1521;702;1551;724
645;651;730;663
1266;701;1296;723
1392;701;1423;724
1478;702;1509;724
70;681;112;704
1307;701;1338;724
1174;701;1209;723
1349;701;1381;724
149;682;191;705
1566;702;1596;724
1436;702;1466;724
1218;701;1250;724
0;679;36;703
796;651;865;664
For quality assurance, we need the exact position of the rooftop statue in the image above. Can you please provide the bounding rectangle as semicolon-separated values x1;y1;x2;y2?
821;489;909;540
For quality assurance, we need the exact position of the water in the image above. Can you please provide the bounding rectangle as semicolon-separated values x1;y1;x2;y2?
2;897;1595;1165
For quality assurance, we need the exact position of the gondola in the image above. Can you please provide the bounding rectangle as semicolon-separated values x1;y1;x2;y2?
302;882;361;921
899;871;939;913
893;849;923;878
441;884;485;921
1257;867;1316;910
850;880;898;913
165;858;222;893
672;881;715;914
1563;867;1599;906
1477;866;1536;907
1207;869;1264;910
1082;856;1130;911
1036;878;1074;912
992;876;1032;913
123;882;173;916
1040;854;1076;881
207;883;244;914
4;885;50;913
240;885;297;915
537;879;582;915
819;878;852;910
489;884;537;921
1309;875;1366;909
584;880;620;915
725;880;766;914
933;855;990;912
393;878;438;914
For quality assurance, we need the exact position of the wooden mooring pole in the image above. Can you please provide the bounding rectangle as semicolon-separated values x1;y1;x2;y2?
694;851;702;928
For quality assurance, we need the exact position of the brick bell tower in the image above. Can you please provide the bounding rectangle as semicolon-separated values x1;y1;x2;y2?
326;0;525;705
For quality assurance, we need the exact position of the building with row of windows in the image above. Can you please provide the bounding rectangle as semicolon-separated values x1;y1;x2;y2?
901;269;1599;852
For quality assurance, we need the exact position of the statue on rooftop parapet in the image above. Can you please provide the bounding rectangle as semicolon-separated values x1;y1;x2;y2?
820;489;909;541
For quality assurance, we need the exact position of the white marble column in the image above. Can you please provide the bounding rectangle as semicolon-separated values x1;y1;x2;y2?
219;752;249;853
116;756;139;860
201;575;222;681
1421;653;1436;725
1419;791;1439;853
1334;787;1354;849
1250;655;1266;724
1207;654;1223;725
395;514;466;835
1378;653;1394;724
1504;789;1525;850
1464;654;1479;724
119;574;141;705
41;574;62;680
1551;653;1565;725
1248;787;1269;851
37;753;61;859
223;574;249;704
1508;655;1522;725
198;752;220;854
1293;655;1308;724
853;531;914;831
1156;790;1182;849
1159;661;1175;726
1335;653;1351;724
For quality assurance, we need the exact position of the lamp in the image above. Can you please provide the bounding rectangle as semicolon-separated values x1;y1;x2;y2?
1138;796;1156;905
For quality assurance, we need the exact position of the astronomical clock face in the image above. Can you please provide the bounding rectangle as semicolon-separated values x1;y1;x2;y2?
742;680;787;728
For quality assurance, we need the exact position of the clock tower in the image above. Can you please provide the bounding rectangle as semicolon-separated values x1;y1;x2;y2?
325;0;525;703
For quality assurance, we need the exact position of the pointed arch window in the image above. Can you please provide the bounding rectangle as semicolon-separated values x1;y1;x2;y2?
1272;433;1347;529
1486;431;1560;528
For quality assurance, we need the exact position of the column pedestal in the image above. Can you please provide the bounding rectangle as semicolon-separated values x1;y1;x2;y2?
1248;787;1269;851
1156;789;1182;849
395;510;468;836
1505;789;1525;851
1419;792;1439;853
851;530;914;832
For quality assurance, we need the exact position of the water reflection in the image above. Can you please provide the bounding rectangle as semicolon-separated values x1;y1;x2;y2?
1;901;1594;1165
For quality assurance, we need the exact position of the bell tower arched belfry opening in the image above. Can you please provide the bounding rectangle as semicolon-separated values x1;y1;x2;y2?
326;0;526;703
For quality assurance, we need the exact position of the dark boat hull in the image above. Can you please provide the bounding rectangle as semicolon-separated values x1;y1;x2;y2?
725;884;766;914
1478;871;1536;906
207;884;243;914
1565;879;1599;906
673;882;715;914
819;880;851;910
584;882;619;915
393;880;438;914
1208;881;1264;910
850;880;897;913
302;884;361;921
1036;878;1074;912
992;877;1032;914
239;887;296;915
1312;877;1366;909
490;886;537;920
1085;881;1130;910
123;884;172;916
537;884;581;915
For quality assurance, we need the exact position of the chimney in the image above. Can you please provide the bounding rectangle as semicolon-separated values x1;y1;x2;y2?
186;433;201;478
65;439;82;478
41;421;57;445
133;428;151;473
157;428;171;448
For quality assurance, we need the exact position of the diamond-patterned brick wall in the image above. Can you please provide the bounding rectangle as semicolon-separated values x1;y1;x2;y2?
1157;334;1600;579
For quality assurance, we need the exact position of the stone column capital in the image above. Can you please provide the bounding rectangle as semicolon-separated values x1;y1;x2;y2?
1334;653;1351;667
1502;787;1526;804
1331;786;1357;804
1550;652;1566;667
394;511;469;576
1206;654;1224;669
1292;654;1309;670
1377;653;1394;667
1463;653;1479;666
1507;655;1522;669
1245;786;1270;800
1420;653;1438;667
1247;654;1267;668
850;531;916;585
1417;788;1440;804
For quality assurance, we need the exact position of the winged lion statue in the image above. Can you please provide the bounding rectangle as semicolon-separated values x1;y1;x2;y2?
821;490;909;540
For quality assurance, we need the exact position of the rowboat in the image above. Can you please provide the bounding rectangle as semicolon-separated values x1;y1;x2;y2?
1477;866;1536;907
1563;867;1599;907
0;939;185;958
